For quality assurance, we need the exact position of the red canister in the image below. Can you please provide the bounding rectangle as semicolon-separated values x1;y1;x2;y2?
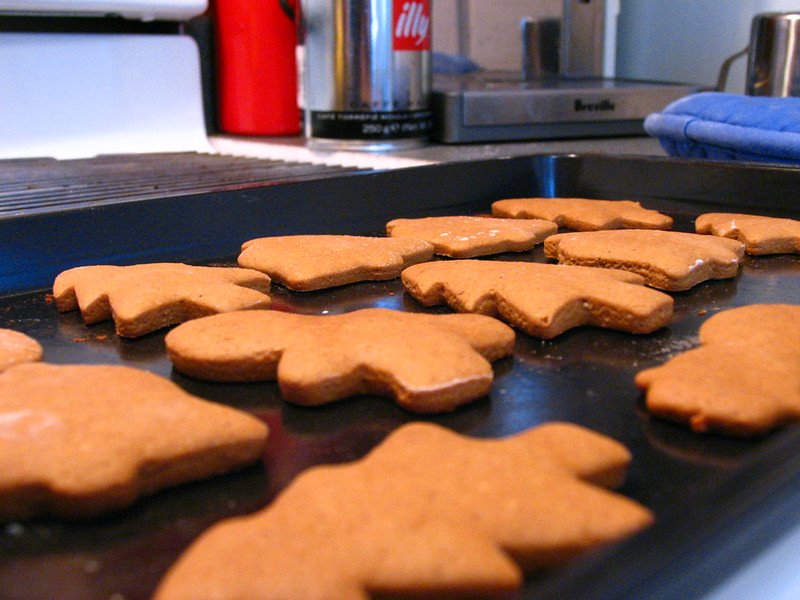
213;0;300;135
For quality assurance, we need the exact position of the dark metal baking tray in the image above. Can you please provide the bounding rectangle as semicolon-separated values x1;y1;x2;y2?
0;154;798;600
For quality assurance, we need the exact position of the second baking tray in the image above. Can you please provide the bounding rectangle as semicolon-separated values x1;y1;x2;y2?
0;153;798;600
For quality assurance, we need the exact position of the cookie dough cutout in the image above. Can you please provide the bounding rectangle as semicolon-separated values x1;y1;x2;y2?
237;235;434;291
166;308;515;413
402;260;673;338
53;263;271;338
386;215;557;258
0;363;268;520
154;422;653;600
635;304;800;436
0;329;42;372
492;197;673;231
544;230;745;291
696;213;800;255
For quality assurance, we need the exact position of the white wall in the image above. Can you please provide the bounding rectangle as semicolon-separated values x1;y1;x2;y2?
616;0;800;92
435;0;800;87
433;0;562;69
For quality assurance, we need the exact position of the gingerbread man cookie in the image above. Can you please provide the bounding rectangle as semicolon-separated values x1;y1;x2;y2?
386;215;557;257
166;308;515;413
492;197;673;231
154;422;653;600
402;260;673;338
0;363;268;520
238;235;434;291
635;304;800;436
544;230;745;291
696;212;800;255
53;263;271;338
0;329;42;372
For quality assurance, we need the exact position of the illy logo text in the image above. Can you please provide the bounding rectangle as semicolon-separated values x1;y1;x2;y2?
393;1;430;50
574;99;616;112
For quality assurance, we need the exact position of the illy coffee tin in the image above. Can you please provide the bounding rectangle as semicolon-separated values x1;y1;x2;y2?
300;0;432;151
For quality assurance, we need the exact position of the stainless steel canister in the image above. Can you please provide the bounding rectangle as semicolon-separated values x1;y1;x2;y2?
746;12;800;97
300;0;432;151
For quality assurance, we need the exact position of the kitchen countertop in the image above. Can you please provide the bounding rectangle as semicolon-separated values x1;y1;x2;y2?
362;135;666;162
209;134;667;169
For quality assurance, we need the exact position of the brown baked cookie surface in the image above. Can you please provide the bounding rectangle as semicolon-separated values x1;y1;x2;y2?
492;197;673;231
53;263;271;338
0;329;42;372
695;212;800;255
154;422;653;600
635;304;800;436
544;230;745;291
0;363;268;520
402;260;673;338
165;308;515;413
386;215;557;257
237;235;434;291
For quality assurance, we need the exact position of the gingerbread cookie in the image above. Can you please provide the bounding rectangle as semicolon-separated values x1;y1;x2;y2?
635;304;800;436
386;215;557;258
0;363;268;520
166;308;515;413
492;197;673;231
544;230;745;291
53;263;271;338
0;329;42;372
154;422;652;600
237;235;434;291
402;260;673;338
696;212;800;255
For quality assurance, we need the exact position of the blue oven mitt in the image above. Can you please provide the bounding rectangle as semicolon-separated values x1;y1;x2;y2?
644;91;800;164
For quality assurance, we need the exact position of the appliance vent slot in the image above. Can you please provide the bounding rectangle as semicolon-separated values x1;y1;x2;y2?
0;153;363;218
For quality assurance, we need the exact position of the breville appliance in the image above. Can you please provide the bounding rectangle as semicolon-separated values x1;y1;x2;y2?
431;0;698;143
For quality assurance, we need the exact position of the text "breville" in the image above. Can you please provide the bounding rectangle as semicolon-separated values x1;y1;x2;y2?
574;99;616;112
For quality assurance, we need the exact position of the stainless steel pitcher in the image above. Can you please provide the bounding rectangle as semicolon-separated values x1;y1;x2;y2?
746;12;800;97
